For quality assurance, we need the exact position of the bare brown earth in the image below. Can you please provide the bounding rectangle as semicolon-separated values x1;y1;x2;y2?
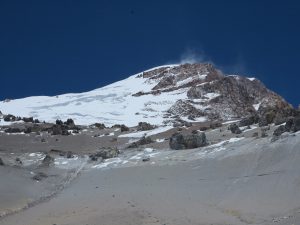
0;121;300;225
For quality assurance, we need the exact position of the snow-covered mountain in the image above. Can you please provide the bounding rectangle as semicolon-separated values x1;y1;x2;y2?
0;63;294;126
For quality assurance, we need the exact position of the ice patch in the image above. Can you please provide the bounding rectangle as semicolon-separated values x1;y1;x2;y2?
253;102;261;111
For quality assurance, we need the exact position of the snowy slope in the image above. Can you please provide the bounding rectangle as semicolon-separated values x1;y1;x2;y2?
0;64;195;126
1;63;291;127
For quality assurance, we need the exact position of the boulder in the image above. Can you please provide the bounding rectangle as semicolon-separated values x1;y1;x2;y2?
120;124;129;132
22;117;33;123
0;157;4;166
64;118;75;128
32;172;48;181
42;154;54;166
3;114;16;122
142;157;150;162
15;157;22;165
228;124;242;134
66;151;74;158
137;122;155;131
169;132;207;150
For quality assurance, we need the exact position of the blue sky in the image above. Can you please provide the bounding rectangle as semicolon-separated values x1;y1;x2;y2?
0;0;299;107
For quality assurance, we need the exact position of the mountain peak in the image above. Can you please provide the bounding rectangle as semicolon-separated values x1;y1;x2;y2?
0;64;295;127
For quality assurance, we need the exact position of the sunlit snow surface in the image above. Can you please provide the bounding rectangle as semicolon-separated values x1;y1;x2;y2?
0;64;201;126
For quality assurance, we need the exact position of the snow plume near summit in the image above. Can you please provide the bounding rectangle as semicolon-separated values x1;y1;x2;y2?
179;48;207;64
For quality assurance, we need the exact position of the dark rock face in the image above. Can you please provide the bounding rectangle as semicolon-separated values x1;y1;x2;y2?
228;124;242;134
137;122;155;131
128;136;154;148
0;157;4;166
168;100;205;118
184;71;294;121
273;125;286;136
239;115;259;127
169;132;207;150
152;75;175;90
274;114;287;125
290;116;300;132
282;116;300;133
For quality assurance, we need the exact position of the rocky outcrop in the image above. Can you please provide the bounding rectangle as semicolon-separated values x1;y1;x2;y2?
137;122;155;131
0;63;295;127
93;123;106;129
127;136;154;148
89;148;119;161
22;117;33;123
285;116;300;133
238;115;259;127
228;124;242;134
168;100;205;118
169;132;207;150
152;75;175;90
50;124;70;135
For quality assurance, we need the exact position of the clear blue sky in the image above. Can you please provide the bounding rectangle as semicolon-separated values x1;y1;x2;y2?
0;0;299;107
